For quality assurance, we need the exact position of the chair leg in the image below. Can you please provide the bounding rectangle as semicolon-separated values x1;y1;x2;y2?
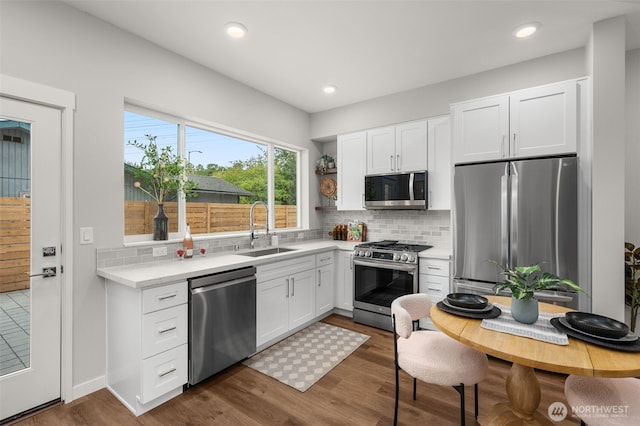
393;365;399;426
474;383;479;419
453;384;465;426
581;421;586;426
413;377;417;400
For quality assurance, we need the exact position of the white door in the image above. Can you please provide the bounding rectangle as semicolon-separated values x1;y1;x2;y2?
0;97;62;421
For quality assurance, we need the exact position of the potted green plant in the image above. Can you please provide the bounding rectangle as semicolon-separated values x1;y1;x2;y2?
128;135;197;240
625;242;640;332
491;261;585;323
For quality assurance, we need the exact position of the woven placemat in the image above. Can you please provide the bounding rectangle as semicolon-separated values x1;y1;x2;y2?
481;304;568;345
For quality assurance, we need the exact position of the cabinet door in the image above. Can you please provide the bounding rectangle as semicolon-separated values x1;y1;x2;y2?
337;131;367;211
396;120;427;172
427;116;451;209
256;277;289;346
510;81;577;158
315;265;334;316
334;251;354;312
288;269;315;329
366;126;396;174
452;94;509;164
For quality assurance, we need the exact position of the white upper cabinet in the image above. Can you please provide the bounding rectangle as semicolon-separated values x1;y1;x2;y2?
337;131;366;211
509;81;577;158
452;94;509;164
452;80;578;164
427;116;452;210
367;121;427;174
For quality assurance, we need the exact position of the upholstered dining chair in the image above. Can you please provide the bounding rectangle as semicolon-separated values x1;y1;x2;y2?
391;293;489;426
564;375;640;426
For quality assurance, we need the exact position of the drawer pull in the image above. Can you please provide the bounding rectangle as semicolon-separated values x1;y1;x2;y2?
427;266;442;270
157;293;177;301
428;287;441;292
158;326;177;334
158;367;176;378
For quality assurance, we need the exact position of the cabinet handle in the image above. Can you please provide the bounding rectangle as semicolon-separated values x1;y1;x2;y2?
428;287;441;292
286;278;290;298
512;132;516;154
429;190;433;208
158;326;177;334
158;368;176;378
291;277;295;297
397;154;400;171
427;265;441;270
157;293;177;301
318;270;321;287
501;135;506;157
390;155;394;171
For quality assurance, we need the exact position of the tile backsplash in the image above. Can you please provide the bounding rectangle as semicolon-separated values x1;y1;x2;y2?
321;209;451;248
96;210;450;268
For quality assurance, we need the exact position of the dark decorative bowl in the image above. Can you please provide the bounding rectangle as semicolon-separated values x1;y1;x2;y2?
565;312;630;339
446;293;489;310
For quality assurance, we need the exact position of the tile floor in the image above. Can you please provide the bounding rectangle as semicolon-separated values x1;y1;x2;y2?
0;289;30;376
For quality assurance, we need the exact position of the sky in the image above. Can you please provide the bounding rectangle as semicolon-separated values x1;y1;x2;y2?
123;111;264;168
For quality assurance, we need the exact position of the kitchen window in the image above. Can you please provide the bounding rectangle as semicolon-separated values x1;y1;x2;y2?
124;107;300;241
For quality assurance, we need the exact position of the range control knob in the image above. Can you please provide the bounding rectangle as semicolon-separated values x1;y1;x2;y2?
365;251;372;258
400;253;408;262
393;253;400;261
407;254;416;263
357;250;363;257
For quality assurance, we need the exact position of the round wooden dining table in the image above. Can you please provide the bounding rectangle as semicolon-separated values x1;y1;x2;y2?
430;296;640;426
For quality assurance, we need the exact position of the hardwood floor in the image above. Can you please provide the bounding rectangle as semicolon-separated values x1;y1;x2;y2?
13;314;579;425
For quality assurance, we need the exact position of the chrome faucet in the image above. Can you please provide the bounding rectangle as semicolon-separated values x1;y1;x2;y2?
249;201;269;249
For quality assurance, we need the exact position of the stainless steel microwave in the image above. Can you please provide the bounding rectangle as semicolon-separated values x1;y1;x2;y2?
364;171;428;210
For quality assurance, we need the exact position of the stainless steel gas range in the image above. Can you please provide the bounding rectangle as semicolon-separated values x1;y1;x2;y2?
352;240;432;331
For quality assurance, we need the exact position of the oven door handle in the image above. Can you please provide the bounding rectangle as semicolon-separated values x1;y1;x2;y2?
353;258;417;273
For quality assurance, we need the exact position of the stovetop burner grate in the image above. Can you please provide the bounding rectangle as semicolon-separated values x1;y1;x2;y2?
356;240;432;252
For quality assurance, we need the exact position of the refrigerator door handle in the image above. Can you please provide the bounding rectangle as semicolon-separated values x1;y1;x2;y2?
510;163;519;267
500;165;509;268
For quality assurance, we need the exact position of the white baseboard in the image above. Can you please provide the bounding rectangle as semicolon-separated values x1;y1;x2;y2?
71;375;105;401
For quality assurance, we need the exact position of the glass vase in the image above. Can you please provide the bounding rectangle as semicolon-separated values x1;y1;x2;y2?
153;203;168;240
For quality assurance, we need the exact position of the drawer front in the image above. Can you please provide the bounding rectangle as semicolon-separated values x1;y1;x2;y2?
315;252;334;267
142;304;188;359
140;344;187;404
419;274;450;301
419;258;450;277
142;281;188;314
256;255;315;283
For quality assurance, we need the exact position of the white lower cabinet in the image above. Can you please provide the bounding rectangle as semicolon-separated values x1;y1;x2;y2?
106;280;188;415
315;252;334;316
334;250;354;313
419;258;451;330
256;255;316;347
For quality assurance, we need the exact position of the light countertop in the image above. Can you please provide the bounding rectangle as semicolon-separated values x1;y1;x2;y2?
97;239;451;289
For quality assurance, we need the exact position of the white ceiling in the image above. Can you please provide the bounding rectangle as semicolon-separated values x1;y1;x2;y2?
64;0;640;113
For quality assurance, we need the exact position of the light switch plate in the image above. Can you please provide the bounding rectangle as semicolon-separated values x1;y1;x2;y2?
80;227;93;245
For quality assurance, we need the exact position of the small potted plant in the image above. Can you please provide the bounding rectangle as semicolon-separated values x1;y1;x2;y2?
128;135;197;240
625;242;640;332
491;261;585;323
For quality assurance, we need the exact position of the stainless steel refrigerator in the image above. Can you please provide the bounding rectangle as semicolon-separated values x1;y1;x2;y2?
453;156;579;309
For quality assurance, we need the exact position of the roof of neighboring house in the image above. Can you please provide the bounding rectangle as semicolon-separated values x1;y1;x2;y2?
0;120;30;132
124;164;253;197
186;174;254;197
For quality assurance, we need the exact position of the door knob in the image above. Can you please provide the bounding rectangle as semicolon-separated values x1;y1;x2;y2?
26;267;57;278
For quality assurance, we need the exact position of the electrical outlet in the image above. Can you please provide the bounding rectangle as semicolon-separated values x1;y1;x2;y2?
153;246;167;257
298;232;305;239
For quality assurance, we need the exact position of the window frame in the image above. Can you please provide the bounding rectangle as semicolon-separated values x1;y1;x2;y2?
124;104;304;244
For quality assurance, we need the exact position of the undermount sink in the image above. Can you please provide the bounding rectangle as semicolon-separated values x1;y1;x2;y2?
239;247;297;257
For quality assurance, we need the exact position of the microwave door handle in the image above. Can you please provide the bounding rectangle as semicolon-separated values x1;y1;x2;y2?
409;173;415;201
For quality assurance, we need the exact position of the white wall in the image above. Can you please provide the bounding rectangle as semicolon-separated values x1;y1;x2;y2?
589;16;627;321
626;49;640;245
310;48;586;139
1;0;314;396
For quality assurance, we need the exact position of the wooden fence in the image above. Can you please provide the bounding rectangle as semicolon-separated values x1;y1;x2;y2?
125;201;297;235
0;198;30;293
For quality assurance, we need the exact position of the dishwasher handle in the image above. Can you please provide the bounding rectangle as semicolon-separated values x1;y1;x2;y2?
189;266;256;290
190;275;256;295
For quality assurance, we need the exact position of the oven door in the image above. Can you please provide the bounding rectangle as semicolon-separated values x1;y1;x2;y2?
353;258;418;315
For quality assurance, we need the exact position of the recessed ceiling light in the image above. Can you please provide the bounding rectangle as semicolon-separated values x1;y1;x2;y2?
225;22;247;39
323;85;337;94
513;22;541;39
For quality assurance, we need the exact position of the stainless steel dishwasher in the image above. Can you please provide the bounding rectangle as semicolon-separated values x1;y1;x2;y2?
188;266;256;385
